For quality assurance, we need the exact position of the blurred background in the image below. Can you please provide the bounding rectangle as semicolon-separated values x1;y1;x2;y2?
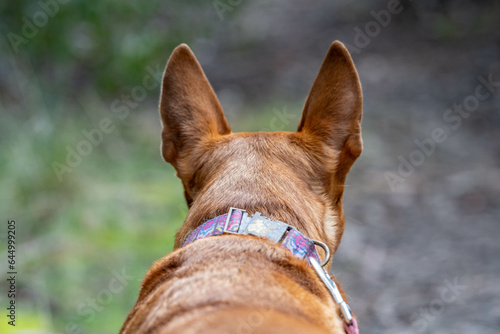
1;0;499;333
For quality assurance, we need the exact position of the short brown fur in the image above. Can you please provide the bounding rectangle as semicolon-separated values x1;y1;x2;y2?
121;41;363;333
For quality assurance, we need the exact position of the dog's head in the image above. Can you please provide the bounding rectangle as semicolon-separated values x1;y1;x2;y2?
159;42;362;258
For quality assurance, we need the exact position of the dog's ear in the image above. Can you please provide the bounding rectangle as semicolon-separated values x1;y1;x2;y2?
159;44;230;169
298;41;363;202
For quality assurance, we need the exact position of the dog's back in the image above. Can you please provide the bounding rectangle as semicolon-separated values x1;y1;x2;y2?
122;237;343;333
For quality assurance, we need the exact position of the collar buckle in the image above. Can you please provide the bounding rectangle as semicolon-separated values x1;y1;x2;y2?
223;207;246;234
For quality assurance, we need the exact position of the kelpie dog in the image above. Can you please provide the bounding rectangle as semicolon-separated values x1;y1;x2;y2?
120;41;362;334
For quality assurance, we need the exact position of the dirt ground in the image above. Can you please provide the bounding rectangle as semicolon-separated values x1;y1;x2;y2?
201;1;500;332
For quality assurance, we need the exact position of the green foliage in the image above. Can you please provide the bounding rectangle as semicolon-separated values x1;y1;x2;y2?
0;106;187;332
1;0;217;98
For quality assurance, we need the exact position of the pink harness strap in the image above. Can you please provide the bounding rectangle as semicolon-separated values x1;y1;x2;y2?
344;317;359;334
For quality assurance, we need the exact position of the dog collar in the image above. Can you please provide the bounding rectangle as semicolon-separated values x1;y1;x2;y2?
183;208;359;333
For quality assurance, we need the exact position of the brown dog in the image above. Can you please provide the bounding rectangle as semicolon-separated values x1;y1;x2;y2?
120;41;363;334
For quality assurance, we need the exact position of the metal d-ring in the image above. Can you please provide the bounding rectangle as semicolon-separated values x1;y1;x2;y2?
311;239;331;267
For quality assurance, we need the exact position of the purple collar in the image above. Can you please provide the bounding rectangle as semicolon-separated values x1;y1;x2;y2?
183;207;358;333
183;207;325;265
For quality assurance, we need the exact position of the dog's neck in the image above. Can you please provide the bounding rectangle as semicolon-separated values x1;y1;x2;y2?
171;132;348;258
174;181;341;268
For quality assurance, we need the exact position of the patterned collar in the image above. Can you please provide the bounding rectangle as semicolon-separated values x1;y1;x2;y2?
183;207;358;334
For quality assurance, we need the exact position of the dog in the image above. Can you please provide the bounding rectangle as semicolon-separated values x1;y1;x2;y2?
120;41;363;334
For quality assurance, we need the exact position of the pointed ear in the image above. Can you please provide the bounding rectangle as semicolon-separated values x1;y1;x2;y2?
298;41;363;200
159;44;230;168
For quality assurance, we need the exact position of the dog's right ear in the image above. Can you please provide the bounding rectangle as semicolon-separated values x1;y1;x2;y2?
298;41;363;204
159;44;231;169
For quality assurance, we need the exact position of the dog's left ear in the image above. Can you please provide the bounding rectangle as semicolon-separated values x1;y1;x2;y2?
298;41;363;203
159;44;231;169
